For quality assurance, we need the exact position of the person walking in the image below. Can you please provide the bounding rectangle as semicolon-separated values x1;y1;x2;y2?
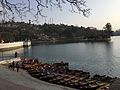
12;61;15;71
16;62;19;72
8;63;12;70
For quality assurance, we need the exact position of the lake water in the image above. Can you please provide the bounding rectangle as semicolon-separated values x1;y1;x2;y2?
1;36;120;77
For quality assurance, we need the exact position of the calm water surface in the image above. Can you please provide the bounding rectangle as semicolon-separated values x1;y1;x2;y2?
1;36;120;77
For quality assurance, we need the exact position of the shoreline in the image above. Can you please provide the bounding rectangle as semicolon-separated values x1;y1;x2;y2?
31;39;111;45
18;58;115;90
0;58;119;90
0;59;75;90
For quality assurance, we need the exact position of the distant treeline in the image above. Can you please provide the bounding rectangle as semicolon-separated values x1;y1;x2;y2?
0;21;113;43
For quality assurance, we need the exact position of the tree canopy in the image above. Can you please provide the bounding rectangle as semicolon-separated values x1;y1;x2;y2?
0;0;90;21
0;21;113;42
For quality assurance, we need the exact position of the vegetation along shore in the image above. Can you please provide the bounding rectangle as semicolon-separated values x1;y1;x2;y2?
0;21;113;44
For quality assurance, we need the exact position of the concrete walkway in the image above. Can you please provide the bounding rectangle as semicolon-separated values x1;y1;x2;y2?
0;77;34;90
0;65;75;90
109;78;120;90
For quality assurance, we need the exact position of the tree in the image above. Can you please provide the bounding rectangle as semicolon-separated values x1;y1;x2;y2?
0;0;90;21
105;23;112;31
104;23;112;39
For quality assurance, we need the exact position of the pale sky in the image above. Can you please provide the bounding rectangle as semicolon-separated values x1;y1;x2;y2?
0;0;120;31
37;0;120;31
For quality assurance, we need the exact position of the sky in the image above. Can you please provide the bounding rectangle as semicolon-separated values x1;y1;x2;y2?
38;0;120;31
0;0;120;31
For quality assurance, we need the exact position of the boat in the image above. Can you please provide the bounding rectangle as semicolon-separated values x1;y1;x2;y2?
0;40;31;51
18;58;114;90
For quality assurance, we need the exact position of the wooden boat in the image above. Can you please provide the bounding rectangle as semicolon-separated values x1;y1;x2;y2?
18;58;113;90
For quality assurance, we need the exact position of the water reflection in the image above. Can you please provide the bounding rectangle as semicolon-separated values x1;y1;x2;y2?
0;48;22;60
23;46;31;58
0;47;31;60
1;36;120;77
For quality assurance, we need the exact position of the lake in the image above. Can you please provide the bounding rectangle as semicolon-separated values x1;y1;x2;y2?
1;36;120;77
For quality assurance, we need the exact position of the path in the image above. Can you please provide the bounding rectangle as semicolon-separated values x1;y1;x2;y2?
0;65;75;90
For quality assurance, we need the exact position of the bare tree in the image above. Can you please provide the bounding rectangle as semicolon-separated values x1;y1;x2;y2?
0;0;90;21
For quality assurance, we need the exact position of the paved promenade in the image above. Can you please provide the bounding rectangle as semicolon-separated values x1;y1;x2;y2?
109;78;120;90
0;65;75;90
0;77;34;90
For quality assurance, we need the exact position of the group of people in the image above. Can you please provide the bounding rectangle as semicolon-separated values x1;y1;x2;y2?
8;61;19;72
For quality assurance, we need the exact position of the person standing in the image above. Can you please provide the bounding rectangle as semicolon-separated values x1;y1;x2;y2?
15;52;18;58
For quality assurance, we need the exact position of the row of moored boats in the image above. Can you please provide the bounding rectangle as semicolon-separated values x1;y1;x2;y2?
17;58;115;90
